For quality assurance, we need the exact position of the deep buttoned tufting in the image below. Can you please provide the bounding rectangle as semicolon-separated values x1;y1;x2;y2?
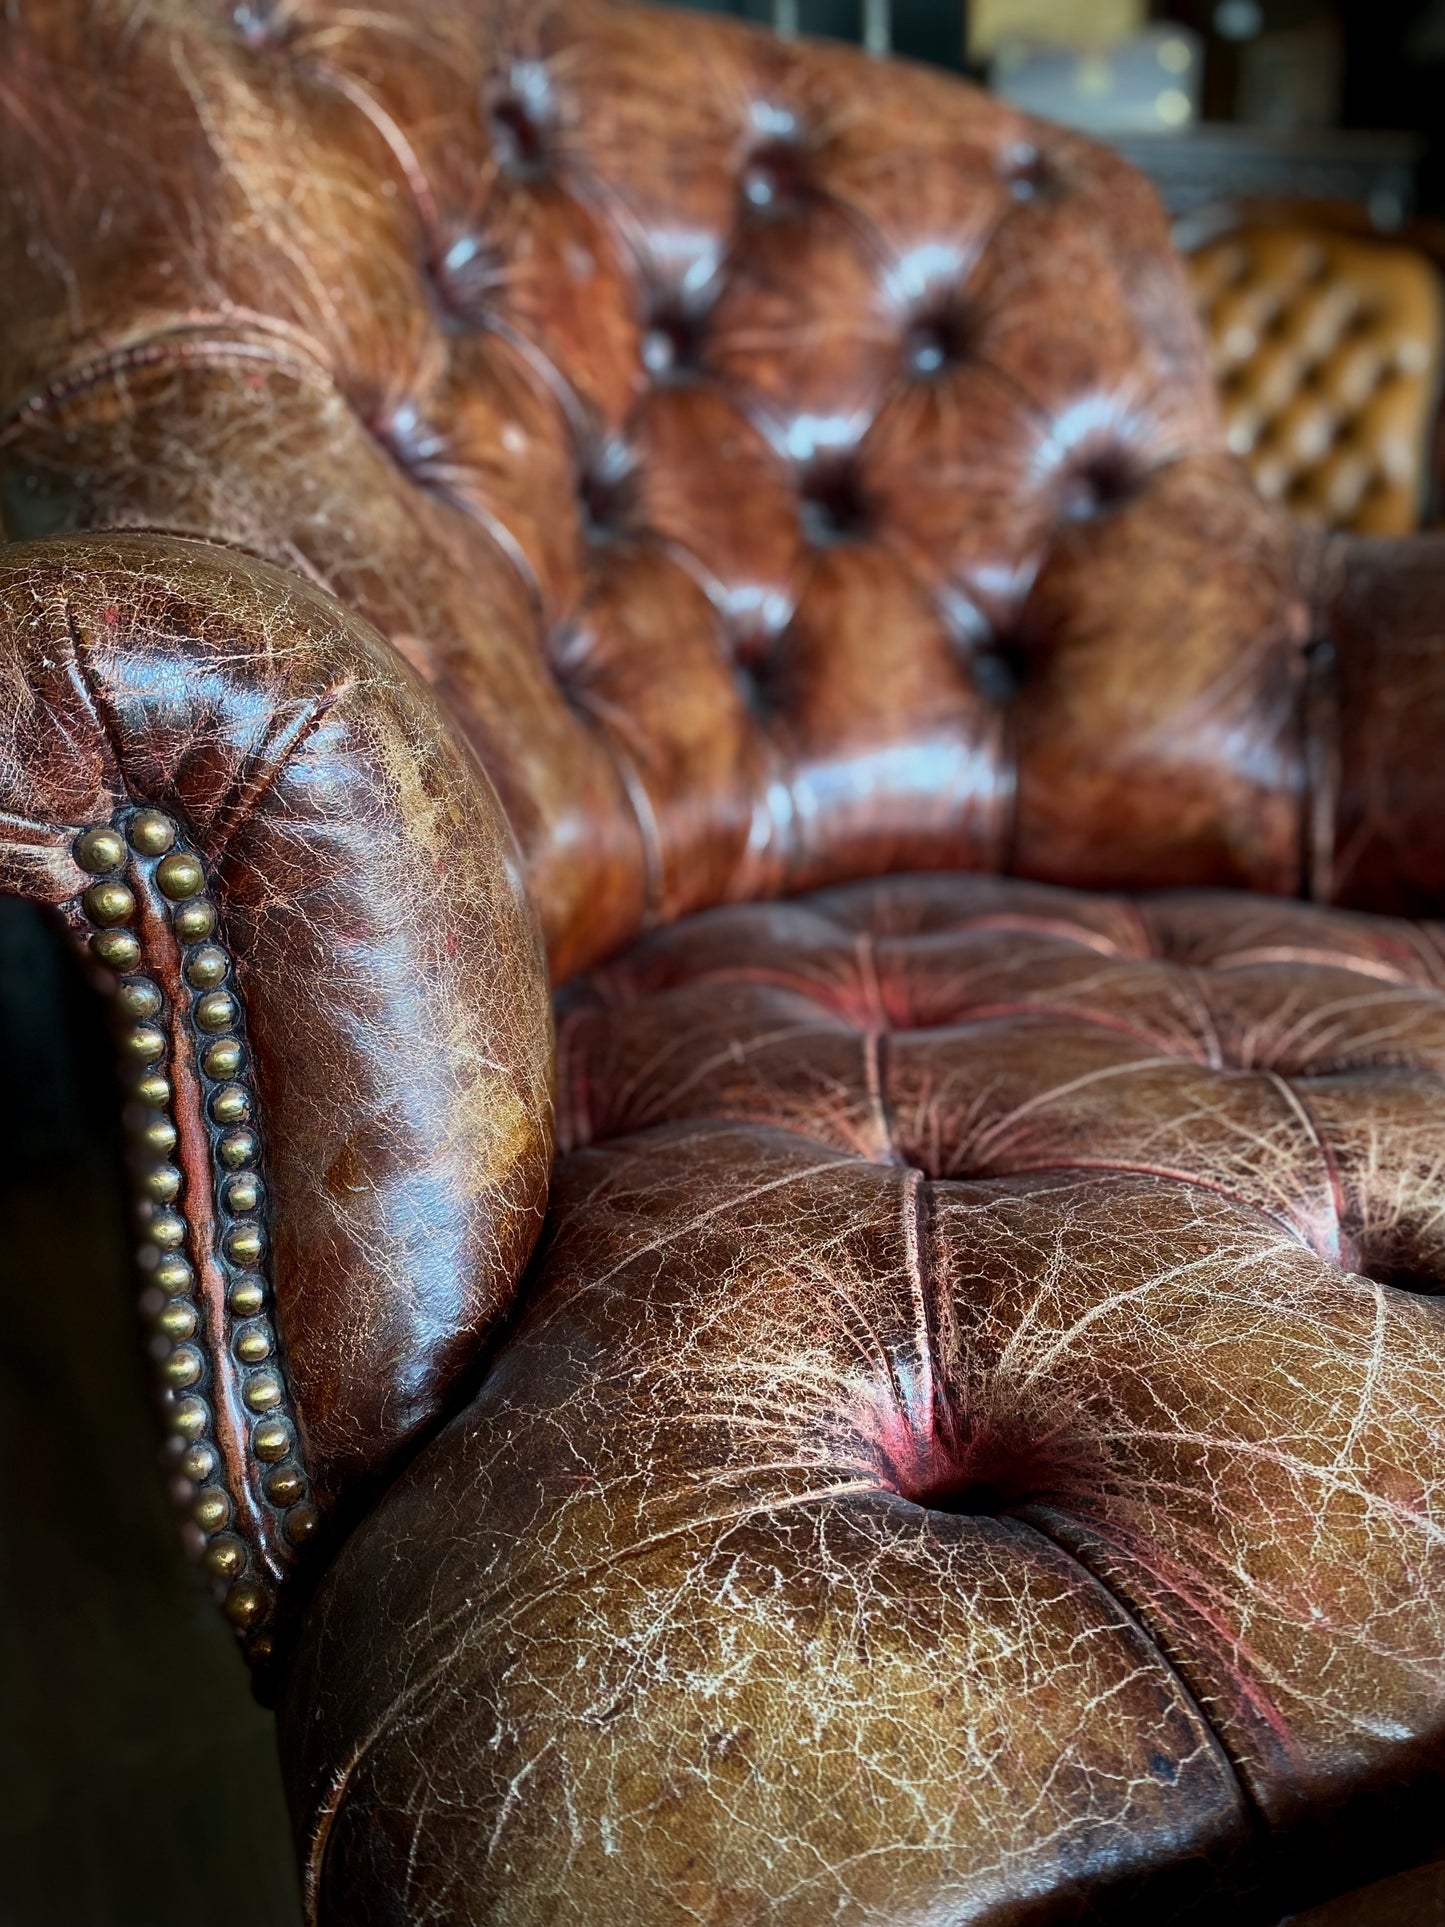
4;0;1445;980
558;878;1445;1283
5;1;1445;1917
284;875;1445;1923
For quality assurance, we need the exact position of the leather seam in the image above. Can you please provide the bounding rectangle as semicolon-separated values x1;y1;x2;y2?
1302;626;1341;906
944;1158;1319;1256
1269;1071;1349;1270
2;332;329;438
1007;1509;1268;1842
908;1170;945;1456
208;684;348;856
62;600;130;798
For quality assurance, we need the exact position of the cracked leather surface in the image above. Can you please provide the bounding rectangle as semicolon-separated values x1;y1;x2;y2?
3;0;1445;976
4;0;1445;1918
0;534;554;1515
284;876;1445;1923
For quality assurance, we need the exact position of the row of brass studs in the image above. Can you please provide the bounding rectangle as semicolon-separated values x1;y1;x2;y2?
74;811;316;1660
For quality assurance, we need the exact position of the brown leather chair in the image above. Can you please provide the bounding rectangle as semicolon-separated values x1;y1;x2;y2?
3;3;1445;1922
1184;210;1445;534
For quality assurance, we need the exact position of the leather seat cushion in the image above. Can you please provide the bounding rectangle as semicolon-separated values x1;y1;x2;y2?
283;876;1445;1923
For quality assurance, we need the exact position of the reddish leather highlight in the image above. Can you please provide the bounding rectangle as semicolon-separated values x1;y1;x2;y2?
0;533;554;1514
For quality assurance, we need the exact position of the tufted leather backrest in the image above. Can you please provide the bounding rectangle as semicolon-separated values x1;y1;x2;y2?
1187;221;1445;536
0;0;1368;976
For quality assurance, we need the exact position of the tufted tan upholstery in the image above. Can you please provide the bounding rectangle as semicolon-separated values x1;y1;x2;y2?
1188;222;1445;535
4;2;1445;1920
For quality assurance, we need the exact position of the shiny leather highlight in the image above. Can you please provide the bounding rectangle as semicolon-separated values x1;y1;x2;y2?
4;0;1445;971
0;534;554;1521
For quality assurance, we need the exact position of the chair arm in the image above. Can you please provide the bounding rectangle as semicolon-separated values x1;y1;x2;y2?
0;530;553;1663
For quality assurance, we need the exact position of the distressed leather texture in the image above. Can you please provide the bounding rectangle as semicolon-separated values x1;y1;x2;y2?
3;0;1445;1920
1188;223;1445;537
4;0;1445;967
0;534;554;1512
287;877;1445;1923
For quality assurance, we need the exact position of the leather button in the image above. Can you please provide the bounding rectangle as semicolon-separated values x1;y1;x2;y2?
999;139;1057;203
231;2;283;50
972;639;1027;704
641;305;704;383
578;440;637;545
1056;447;1142;523
487;62;554;180
740;139;807;218
798;460;870;547
901;304;975;382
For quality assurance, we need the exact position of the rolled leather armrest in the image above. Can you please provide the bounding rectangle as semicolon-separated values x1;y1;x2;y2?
0;531;553;1657
1314;531;1445;915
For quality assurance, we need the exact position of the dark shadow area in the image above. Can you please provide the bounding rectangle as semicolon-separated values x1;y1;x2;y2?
0;898;299;1927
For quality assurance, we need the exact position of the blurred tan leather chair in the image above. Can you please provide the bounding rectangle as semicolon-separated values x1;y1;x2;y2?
1186;213;1445;533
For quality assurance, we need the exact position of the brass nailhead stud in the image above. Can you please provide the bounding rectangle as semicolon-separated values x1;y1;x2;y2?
148;1209;187;1251
251;1418;290;1462
195;991;237;1033
128;809;177;856
171;900;216;940
284;1503;321;1547
169;1395;209;1441
152;1255;193;1296
203;1534;245;1580
224;1582;267;1629
140;1164;183;1203
202;1038;243;1078
242;1371;281;1414
117;979;163;1020
74;826;126;874
264;1464;304;1506
155;852;204;900
224;1172;261;1214
123;1025;167;1063
180;1442;217;1483
192;1487;230;1532
218;1129;258;1169
135;1114;178;1155
228;1275;265;1317
210;1083;250;1123
233;1322;272;1365
161;1344;203;1389
155;1300;197;1342
84;881;135;926
91;930;142;970
133;1071;171;1107
225;1224;264;1265
186;946;229;989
